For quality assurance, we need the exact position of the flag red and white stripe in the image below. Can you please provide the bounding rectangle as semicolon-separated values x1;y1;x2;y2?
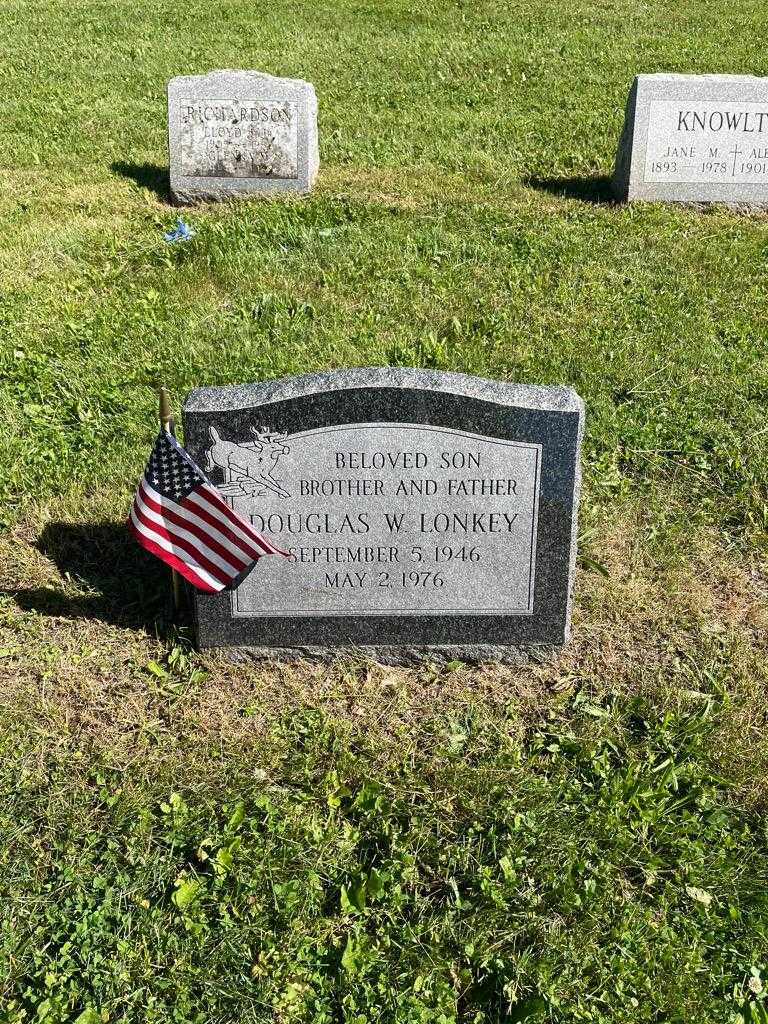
129;430;285;592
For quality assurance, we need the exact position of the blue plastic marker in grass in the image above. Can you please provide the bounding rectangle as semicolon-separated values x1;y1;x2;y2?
163;217;195;243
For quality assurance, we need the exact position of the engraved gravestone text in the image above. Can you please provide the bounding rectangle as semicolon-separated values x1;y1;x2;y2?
644;99;768;184
180;98;299;179
204;423;543;617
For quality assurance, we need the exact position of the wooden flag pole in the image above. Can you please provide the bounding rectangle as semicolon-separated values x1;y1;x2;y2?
159;386;175;436
158;386;182;611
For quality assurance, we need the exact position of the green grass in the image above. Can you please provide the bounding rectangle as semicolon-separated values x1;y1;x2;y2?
3;684;768;1023
1;0;768;1020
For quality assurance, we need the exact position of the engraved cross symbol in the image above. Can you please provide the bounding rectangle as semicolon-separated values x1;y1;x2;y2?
729;144;743;177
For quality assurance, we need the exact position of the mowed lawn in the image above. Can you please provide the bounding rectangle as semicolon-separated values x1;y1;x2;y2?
1;0;768;1021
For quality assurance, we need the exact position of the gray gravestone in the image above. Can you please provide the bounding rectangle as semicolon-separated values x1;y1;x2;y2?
182;368;584;664
167;70;319;204
613;74;768;208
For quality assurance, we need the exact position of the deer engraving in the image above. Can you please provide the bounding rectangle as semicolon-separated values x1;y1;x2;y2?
204;426;290;499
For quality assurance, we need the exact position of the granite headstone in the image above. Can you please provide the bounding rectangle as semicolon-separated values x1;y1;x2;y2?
613;73;768;208
182;368;584;663
167;70;319;204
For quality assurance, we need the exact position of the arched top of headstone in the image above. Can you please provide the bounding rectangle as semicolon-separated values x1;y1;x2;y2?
184;367;584;415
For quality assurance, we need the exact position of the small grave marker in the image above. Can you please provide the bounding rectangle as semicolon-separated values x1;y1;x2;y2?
167;70;318;203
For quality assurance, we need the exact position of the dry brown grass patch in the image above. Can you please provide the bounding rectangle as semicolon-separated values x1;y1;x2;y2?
0;499;766;792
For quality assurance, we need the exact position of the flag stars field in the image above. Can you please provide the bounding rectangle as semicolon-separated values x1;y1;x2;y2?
129;430;286;593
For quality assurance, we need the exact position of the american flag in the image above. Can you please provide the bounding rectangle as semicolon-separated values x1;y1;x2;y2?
129;430;285;593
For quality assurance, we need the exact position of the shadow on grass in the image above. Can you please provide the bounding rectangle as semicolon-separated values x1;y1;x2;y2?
9;521;182;633
110;160;171;202
524;174;616;204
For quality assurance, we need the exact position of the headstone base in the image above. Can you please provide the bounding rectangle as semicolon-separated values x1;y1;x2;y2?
215;643;561;667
